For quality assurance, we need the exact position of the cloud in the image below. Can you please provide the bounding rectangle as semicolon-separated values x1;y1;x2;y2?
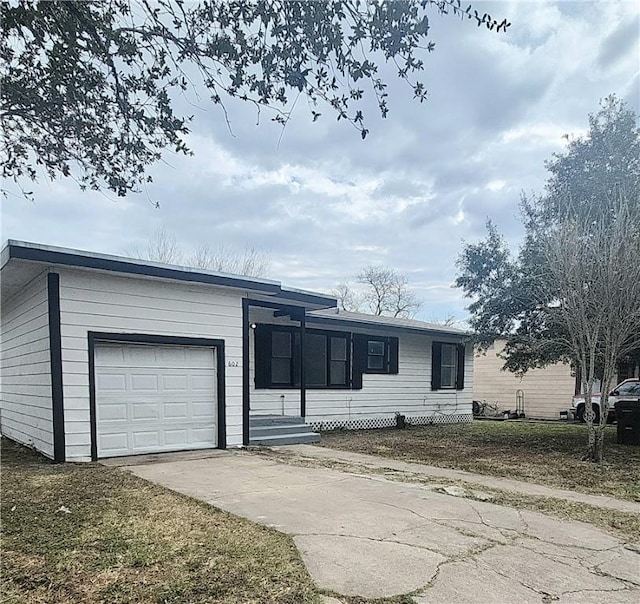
3;0;638;324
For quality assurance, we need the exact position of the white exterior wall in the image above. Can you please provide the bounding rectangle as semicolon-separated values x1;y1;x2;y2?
250;330;473;428
473;341;576;419
57;269;244;461
0;271;54;456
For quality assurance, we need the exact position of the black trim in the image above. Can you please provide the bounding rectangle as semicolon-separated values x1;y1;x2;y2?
431;342;442;390
242;299;250;446
88;332;226;461
307;314;466;339
456;344;465;390
47;273;65;462
7;242;336;308
300;313;306;418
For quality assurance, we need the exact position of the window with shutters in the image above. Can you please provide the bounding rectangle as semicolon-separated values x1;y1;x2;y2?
431;341;465;390
254;325;350;389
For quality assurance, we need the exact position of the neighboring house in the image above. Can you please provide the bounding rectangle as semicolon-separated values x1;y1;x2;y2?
473;340;576;420
1;241;472;462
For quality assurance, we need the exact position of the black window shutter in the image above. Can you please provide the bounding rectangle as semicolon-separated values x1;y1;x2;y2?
352;333;368;389
254;326;270;388
431;341;442;390
389;337;399;374
456;343;465;390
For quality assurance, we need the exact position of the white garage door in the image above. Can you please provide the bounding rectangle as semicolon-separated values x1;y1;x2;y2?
95;342;217;457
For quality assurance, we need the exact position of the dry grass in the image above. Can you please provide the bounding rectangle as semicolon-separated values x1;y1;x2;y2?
1;438;319;604
320;421;640;501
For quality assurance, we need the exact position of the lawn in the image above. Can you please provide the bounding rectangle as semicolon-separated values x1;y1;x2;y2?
1;438;319;604
320;420;640;501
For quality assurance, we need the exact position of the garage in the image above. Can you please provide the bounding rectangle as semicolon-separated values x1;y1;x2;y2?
94;341;219;458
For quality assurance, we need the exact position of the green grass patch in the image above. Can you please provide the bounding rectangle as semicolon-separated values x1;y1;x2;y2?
320;421;640;501
1;438;319;604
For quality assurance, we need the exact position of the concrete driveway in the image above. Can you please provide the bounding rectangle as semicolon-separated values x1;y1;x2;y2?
123;450;640;603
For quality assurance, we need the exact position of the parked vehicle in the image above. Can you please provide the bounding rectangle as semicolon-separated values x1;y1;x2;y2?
571;378;640;423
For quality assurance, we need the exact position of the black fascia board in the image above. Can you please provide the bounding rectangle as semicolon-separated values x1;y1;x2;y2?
306;314;467;339
8;243;281;294
7;242;335;307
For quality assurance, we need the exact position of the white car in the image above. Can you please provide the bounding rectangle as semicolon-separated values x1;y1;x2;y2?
571;378;640;423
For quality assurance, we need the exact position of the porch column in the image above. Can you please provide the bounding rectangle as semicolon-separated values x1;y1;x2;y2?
299;309;306;419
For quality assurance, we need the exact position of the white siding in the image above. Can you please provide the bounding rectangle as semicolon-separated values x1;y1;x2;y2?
1;271;54;457
250;329;473;426
473;341;575;419
58;269;244;461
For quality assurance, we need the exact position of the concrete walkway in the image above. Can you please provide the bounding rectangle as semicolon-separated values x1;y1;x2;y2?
124;449;640;603
279;444;640;514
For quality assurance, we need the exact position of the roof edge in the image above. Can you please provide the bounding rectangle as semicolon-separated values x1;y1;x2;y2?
3;240;337;307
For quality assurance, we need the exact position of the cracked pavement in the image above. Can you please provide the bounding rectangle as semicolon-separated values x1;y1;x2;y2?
124;450;640;603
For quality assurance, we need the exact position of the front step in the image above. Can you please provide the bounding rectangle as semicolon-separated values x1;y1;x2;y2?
249;415;320;446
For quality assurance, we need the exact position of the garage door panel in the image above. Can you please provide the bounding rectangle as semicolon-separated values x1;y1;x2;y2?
131;402;159;420
99;432;128;454
165;429;189;446
100;402;128;421
164;402;188;418
162;374;188;390
191;375;216;391
192;401;216;417
97;373;126;391
95;343;217;457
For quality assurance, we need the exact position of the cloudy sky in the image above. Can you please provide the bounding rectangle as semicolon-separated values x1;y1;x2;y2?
2;0;639;323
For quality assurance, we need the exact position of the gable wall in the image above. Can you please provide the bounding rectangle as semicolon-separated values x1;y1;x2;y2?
0;271;54;456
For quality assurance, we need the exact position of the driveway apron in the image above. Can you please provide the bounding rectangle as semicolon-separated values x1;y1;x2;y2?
125;451;640;602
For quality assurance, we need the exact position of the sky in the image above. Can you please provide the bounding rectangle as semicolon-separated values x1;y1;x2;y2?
2;0;639;323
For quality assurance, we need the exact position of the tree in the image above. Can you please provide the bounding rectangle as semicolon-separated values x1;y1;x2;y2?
537;197;640;461
126;228;271;277
1;1;509;197
334;264;422;318
456;96;640;462
186;243;271;278
126;226;182;264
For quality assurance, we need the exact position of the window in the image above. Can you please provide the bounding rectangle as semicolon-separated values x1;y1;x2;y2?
271;331;292;384
440;343;457;389
367;340;386;370
431;341;465;390
254;325;350;389
351;334;399;389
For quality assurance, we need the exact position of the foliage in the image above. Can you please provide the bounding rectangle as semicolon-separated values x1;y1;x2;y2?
334;264;422;318
456;96;640;461
1;0;509;198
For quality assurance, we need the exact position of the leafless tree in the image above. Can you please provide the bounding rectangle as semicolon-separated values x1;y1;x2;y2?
126;227;182;264
539;196;640;462
127;229;271;278
186;244;271;278
334;265;422;319
332;282;363;312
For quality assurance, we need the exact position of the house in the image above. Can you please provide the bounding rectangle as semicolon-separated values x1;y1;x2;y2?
474;340;640;420
473;340;577;419
1;240;472;462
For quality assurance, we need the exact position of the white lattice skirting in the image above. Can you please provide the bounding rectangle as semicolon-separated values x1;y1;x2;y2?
307;413;473;432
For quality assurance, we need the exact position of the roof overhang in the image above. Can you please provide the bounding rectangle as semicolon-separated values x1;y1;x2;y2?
1;240;337;310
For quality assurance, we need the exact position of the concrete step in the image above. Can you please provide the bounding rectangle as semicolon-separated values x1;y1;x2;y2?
250;423;315;438
250;432;321;446
250;415;305;427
